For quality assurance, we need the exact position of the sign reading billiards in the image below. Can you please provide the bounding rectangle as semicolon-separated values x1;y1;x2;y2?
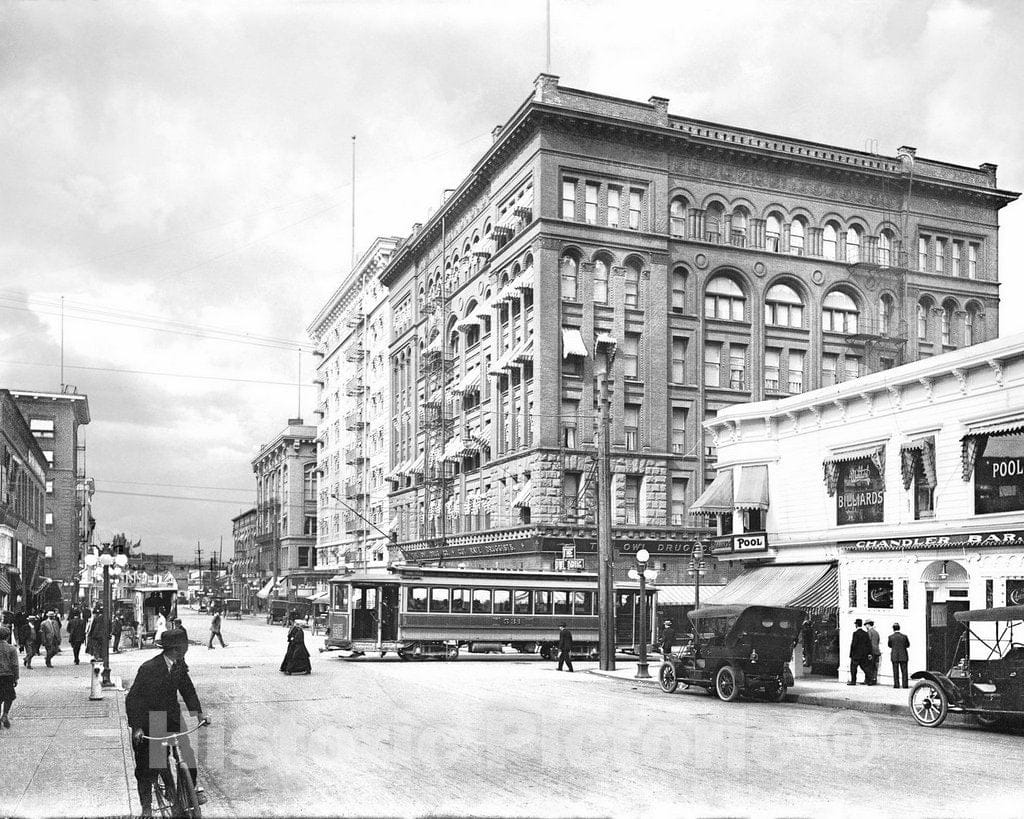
837;459;884;526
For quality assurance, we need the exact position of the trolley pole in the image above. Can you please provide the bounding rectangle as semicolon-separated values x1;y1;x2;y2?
597;355;615;671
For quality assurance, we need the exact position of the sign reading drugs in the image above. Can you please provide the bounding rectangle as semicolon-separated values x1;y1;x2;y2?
837;459;884;526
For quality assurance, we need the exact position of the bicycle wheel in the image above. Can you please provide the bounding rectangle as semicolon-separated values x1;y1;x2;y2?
175;761;202;819
153;769;176;818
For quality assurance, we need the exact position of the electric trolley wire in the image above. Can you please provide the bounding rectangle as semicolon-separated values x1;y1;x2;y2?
95;478;254;493
95;489;254;505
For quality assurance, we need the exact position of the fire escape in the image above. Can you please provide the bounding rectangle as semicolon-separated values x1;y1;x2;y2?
420;283;455;545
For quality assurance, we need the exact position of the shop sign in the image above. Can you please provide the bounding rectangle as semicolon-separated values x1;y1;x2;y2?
1007;579;1024;606
554;558;585;571
842;529;1024;551
399;537;541;561
837;460;884;526
975;455;1024;515
399;535;703;562
732;533;768;552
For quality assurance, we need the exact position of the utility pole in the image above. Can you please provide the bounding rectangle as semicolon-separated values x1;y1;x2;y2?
597;345;615;671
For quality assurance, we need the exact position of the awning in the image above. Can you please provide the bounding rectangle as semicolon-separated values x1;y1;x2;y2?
457;369;481;395
442;438;464;462
388;514;401;533
689;470;733;515
255;578;277;600
0;573;10;595
310;590;330;603
295;587;317;600
961;418;1024;481
562;327;588;358
734;465;769;511
514;267;535;291
595;331;616;348
408;452;425;475
455;316;480;332
497;282;518;302
656;585;723;605
387;461;410;481
424;334;444;355
823;444;885;497
512;479;534;509
710;564;835;608
512;340;534;364
474;299;494;319
787;565;839;614
470;433;490;452
901;437;936;490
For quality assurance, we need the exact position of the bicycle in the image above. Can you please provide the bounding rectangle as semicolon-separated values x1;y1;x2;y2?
139;720;209;818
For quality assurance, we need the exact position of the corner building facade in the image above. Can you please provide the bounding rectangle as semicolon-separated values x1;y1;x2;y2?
377;74;1017;583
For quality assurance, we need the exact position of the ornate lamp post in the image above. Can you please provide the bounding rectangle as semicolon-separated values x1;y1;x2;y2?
85;543;128;687
628;548;658;679
689;542;707;610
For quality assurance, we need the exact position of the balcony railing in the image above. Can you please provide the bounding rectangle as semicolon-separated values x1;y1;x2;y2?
344;411;365;430
344;446;365;464
345;376;364;396
344;482;365;499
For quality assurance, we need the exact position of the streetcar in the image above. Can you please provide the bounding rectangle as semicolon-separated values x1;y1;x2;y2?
321;564;656;660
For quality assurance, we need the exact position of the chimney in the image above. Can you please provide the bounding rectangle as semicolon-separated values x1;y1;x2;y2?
980;163;998;184
533;72;559;102
287;418;303;426
648;96;670;126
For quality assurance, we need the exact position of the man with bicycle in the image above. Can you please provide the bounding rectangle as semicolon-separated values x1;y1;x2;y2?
126;628;210;816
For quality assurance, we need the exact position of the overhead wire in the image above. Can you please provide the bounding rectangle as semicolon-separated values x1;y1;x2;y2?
0;357;315;387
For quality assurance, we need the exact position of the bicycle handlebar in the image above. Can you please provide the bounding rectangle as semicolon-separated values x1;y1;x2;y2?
139;719;210;741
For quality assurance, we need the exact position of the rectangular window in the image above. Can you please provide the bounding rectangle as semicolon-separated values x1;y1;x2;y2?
914;455;935;520
974;432;1024;514
562;179;576;220
45;511;53;528
849;579;858;608
623;334;640;379
303;515;317;536
534;590;552;615
670;477;688;524
42;450;54;467
729;345;746;390
628;189;642;230
822;354;838;387
298;546;312;568
429;588;450;612
845;356;862;382
594;262;609;303
572;591;593;615
563;471;581;520
408;587;428;612
624;405;639;450
671;408;686;453
837;458;884;525
918;235;929;272
788;351;805;393
493;589;513;614
671;337;686;383
969;243;978;279
585;183;599;225
764;349;780;392
704;343;721;388
331;585;349;611
472;589;492;614
513;590;532;614
935;238;946;274
45;479;53;494
952;241;962;276
29;418;54;438
625;266;640;307
623;475;641;524
607;187;620;228
451;589;471;614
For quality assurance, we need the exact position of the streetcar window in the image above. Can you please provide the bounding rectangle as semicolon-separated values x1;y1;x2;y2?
553;591;571;616
513;590;532;614
451;588;470;614
493;589;512;614
331;585;349;611
572;591;593;615
534;590;552;615
407;587;428;612
429;587;450;613
472;589;492;614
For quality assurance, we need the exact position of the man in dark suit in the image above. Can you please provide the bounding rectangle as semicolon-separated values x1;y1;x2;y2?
888;623;910;689
67;612;87;664
556;623;574;672
125;628;210;816
110;614;124;654
848;618;872;686
660;620;678;656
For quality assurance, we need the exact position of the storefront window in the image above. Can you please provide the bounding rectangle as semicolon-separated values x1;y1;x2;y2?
848;579;858;608
974;433;1024;514
837;458;884;525
867;579;893;609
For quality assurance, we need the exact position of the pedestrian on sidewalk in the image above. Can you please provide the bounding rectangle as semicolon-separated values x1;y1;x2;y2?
111;614;124;654
86;606;108;660
888;623;910;689
22;616;39;668
0;626;18;728
40;612;61;668
280;620;311;675
67;611;86;664
556;623;574;673
207;610;227;649
800;619;816;668
13;609;27;653
848;619;872;686
865;620;881;685
660;620;677;656
154;610;167;645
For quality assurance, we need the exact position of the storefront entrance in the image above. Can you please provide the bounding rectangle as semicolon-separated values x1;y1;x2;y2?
926;594;969;671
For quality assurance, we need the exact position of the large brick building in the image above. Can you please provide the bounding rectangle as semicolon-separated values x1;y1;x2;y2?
374;74;1017;583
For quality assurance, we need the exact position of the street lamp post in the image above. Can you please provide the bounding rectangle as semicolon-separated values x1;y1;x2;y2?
85;544;128;688
628;548;657;680
689;542;706;610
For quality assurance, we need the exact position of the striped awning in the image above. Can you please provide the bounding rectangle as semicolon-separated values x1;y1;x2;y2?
474;299;494;319
901;437;936;490
512;479;534;509
512;340;534;364
442;438;464;462
408;452;425;475
711;564;834;608
388;514;400;533
0;573;10;595
514;267;535;291
471;434;490;452
595;331;616;348
689;470;733;515
562;327;588;358
734;465;769;511
255;578;278;600
387;461;410;480
787;565;839;614
964;418;1024;438
457;369;481;395
961;418;1024;481
656;585;723;605
455;316;480;332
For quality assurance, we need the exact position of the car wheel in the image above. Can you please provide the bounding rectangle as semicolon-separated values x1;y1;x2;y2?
539;645;551;660
909;680;948;728
976;712;1002;728
715;665;741;702
658;662;678;694
445;645;459;661
765;681;788;702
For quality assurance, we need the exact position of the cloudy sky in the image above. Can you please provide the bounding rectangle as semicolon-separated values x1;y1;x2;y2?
2;0;1022;563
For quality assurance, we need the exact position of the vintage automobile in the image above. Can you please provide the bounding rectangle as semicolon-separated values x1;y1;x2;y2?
909;605;1024;728
658;604;801;702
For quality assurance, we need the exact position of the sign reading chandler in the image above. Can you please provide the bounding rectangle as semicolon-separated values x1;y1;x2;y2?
837;459;884;526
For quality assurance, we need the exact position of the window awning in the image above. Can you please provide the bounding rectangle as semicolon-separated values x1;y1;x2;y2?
387;461;410;481
457;369;481;395
455;316;480;332
295;587;317;600
562;327;588;358
470;433;490;452
823;444;885;497
255;578;278;600
310;590;330;603
497;282;518;302
963;418;1024;438
734;465;769;511
512;340;534;364
0;573;10;595
689;470;733;515
656;585;723;605
595;331;616;348
512;479;534;509
961;418;1024;481
425;334;444;355
710;564;835;608
388;514;400;533
787;565;839;614
408;453;425;475
514;267;535;291
442;438;464;462
901;437;936;490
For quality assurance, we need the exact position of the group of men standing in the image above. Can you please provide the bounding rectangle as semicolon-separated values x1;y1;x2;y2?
2;606;127;669
849;618;910;688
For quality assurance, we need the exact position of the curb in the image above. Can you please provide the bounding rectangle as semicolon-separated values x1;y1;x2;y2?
589;668;911;716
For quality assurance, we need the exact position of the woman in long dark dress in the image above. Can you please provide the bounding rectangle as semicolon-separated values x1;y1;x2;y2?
280;619;312;675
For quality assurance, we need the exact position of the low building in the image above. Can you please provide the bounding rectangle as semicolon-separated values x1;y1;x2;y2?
700;331;1024;684
231;507;258;608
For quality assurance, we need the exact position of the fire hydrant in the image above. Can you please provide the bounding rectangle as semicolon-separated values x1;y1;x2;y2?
89;661;104;700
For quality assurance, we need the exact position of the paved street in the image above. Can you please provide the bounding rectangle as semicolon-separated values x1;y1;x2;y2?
3;609;1023;817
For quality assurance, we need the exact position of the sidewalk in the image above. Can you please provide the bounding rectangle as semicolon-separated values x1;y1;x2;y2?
591;661;911;716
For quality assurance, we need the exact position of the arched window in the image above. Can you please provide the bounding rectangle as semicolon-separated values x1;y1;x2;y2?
790;217;806;255
917;301;929;340
705;203;725;243
670;197;688;238
846;227;862;263
624;259;641;307
823;222;839;260
942;301;956;346
705;276;746;321
879;294;894;335
822;290;859;334
671;267;687;313
560;253;578;301
765;213;782;252
879;230;894;268
965;304;979;345
730;206;749;247
593;256;610;304
764;283;804;328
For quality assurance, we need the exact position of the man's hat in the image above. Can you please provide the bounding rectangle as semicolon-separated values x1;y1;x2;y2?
865;619;874;626
664;619;672;625
160;628;189;650
854;618;863;626
46;610;56;616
